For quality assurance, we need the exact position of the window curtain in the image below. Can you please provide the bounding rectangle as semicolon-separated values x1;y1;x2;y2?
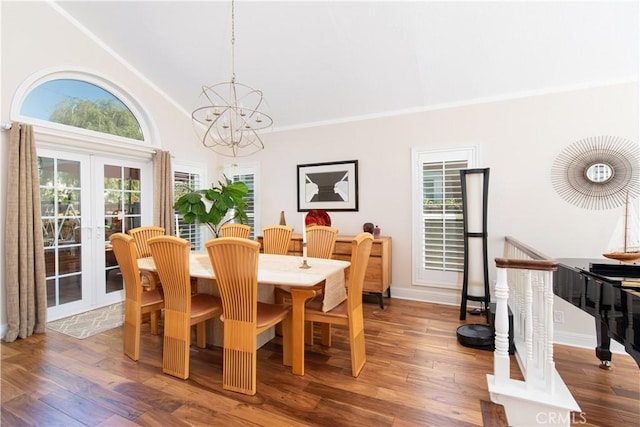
153;150;174;235
5;122;47;342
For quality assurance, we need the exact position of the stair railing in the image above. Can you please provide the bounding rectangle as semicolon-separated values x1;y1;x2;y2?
488;236;580;426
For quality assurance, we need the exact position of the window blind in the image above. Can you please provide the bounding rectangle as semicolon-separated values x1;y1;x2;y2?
230;173;255;239
422;160;466;272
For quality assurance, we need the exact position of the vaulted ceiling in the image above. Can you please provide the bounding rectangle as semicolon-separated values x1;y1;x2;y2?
54;1;639;131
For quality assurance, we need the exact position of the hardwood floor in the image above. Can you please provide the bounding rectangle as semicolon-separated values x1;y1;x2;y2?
2;298;638;426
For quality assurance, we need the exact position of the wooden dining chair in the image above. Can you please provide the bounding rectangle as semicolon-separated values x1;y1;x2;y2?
147;235;222;380
220;223;251;239
304;232;373;377
128;226;165;257
205;237;292;395
274;225;338;339
305;225;339;258
261;225;293;255
108;233;164;362
128;226;165;290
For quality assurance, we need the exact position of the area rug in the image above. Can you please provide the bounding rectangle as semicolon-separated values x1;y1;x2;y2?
47;302;124;339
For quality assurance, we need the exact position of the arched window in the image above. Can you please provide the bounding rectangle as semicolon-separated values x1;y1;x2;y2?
21;79;143;140
12;69;157;149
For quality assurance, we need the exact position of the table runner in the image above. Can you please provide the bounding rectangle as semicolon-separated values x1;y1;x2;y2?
258;254;348;312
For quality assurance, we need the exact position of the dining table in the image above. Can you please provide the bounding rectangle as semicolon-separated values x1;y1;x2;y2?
137;251;350;376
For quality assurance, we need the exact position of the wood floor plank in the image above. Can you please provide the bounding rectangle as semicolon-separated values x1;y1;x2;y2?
612;385;640;400
480;400;508;427
301;395;396;427
96;414;142;427
1;404;33;427
2;393;86;426
170;404;257;427
1;299;637;426
226;403;313;427
1;376;25;404
132;409;193;427
39;388;116;426
117;380;201;414
76;383;150;422
0;359;69;399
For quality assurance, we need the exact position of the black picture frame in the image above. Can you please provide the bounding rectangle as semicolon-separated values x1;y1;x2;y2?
297;160;359;211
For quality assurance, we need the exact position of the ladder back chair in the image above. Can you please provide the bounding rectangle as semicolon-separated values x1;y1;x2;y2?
205;237;292;395
108;233;164;362
303;232;373;377
220;223;252;239
261;225;293;255
148;236;222;380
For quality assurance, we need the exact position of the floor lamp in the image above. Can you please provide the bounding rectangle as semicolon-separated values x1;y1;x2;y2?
456;168;493;349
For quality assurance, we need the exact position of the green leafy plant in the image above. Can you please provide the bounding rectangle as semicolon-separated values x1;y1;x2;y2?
173;176;249;238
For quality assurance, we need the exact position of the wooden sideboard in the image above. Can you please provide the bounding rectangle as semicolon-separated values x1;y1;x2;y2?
257;234;392;308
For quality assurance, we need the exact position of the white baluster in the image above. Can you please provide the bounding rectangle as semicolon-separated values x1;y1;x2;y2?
524;270;534;387
494;267;510;385
517;269;524;344
544;270;555;393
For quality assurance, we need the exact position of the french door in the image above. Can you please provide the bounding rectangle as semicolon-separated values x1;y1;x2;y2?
39;148;152;321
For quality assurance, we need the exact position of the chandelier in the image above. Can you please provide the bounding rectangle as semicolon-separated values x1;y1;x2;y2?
192;0;273;157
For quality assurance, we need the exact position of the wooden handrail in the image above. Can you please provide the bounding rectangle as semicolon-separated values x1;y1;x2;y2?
504;236;553;260
495;257;558;271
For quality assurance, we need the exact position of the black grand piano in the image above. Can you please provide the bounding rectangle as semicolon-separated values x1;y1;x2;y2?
554;258;640;368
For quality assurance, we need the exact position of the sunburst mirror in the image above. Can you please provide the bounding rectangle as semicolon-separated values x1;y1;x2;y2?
551;136;639;210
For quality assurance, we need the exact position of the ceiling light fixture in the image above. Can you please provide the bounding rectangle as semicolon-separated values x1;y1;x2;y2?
192;0;272;157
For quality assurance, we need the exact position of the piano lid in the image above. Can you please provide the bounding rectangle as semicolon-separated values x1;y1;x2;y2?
589;262;640;279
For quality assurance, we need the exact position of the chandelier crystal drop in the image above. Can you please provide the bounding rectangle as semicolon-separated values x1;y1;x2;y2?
192;0;273;157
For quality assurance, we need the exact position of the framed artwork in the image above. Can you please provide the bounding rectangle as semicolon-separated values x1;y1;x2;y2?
297;160;359;211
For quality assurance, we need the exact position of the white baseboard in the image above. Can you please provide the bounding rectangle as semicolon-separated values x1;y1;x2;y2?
554;329;625;354
390;286;481;308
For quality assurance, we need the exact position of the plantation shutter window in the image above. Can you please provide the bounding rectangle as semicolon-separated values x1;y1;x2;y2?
422;160;466;272
230;172;256;239
412;146;476;288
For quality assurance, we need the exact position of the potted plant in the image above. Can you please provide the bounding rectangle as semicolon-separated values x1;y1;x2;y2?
174;175;249;238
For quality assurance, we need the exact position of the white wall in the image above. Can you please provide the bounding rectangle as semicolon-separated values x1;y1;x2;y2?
2;1;638;349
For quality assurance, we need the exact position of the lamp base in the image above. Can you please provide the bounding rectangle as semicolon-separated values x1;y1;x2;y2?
456;324;493;351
